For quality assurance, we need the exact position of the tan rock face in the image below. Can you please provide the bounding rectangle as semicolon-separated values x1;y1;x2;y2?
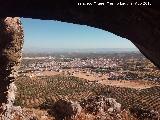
52;99;82;120
0;17;24;119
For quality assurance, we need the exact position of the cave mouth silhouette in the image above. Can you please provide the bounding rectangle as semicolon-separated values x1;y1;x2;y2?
0;1;160;118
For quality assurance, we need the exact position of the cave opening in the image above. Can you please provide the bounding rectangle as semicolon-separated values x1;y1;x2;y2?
0;17;160;120
14;18;160;119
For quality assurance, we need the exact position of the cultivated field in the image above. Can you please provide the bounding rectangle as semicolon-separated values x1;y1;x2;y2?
28;69;159;90
15;75;160;113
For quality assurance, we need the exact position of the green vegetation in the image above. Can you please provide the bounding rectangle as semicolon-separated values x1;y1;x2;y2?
15;75;160;113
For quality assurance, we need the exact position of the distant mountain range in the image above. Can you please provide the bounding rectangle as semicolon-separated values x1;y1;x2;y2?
23;48;139;53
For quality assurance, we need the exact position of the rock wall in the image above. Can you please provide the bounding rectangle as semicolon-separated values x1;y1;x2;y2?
0;17;24;119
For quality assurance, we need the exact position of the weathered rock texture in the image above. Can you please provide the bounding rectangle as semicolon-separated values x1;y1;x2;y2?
0;17;24;119
80;96;123;120
80;96;121;114
52;99;82;120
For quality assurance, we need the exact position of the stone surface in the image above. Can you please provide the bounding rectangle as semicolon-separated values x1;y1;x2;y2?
80;95;121;114
0;17;24;119
52;99;82;120
80;95;123;120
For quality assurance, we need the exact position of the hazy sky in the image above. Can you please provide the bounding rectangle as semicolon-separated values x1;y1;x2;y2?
21;18;136;49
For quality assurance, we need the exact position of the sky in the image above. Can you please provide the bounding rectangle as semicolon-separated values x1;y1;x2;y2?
21;18;137;50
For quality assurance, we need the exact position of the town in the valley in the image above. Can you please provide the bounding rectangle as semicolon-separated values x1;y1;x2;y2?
13;51;160;120
19;52;160;89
